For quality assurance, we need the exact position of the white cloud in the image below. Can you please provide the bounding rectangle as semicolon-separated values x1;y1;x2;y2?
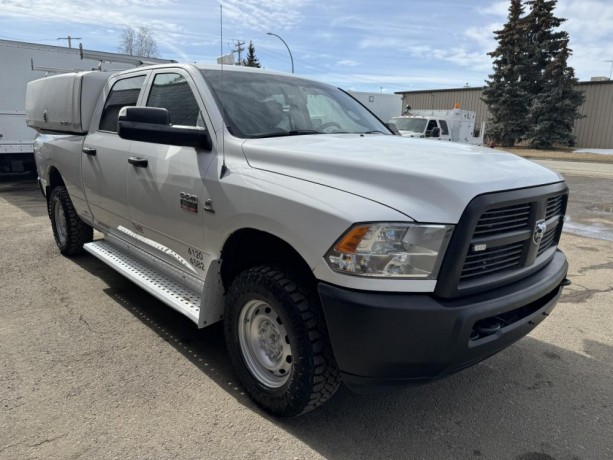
221;0;311;32
337;59;358;66
479;1;508;17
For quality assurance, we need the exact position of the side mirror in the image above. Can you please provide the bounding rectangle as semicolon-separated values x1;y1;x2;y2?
117;106;212;151
431;127;441;138
385;122;400;135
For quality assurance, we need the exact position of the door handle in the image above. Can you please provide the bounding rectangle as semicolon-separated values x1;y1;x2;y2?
82;147;97;156
128;157;148;168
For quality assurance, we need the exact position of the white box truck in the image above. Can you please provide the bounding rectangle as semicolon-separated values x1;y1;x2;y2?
0;39;170;174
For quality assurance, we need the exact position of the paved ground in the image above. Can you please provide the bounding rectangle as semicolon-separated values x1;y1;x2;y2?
1;171;612;460
534;159;613;179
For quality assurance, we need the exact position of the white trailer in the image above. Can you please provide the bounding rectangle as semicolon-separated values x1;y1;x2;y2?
347;91;403;122
390;106;486;145
0;39;171;174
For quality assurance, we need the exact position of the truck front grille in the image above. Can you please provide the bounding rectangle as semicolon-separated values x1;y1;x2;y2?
461;241;523;279
473;203;531;237
435;183;568;298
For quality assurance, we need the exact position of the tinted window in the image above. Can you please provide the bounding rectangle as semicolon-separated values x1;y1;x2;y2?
99;75;146;132
147;73;200;126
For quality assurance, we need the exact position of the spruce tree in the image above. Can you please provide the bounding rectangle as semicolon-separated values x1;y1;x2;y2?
482;0;527;147
242;41;262;68
523;0;584;147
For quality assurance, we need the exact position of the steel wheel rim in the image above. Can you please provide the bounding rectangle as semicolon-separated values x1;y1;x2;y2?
54;199;67;245
238;299;292;388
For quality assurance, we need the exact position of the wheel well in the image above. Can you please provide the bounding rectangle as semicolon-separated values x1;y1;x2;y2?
220;229;315;290
45;167;65;214
47;167;65;193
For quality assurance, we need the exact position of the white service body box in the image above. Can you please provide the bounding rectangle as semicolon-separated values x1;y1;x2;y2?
25;71;110;134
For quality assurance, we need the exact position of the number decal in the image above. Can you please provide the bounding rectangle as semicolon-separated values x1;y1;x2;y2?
188;247;205;271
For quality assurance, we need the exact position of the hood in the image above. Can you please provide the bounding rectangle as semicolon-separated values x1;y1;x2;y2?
240;134;562;223
399;130;423;137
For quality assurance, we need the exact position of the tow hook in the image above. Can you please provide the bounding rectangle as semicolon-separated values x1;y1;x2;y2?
561;278;572;287
470;317;503;341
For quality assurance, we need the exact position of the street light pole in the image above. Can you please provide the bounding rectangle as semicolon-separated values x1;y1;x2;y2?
267;32;294;74
606;60;613;80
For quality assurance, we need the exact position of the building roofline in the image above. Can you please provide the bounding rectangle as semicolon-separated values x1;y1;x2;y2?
0;38;172;63
394;79;613;95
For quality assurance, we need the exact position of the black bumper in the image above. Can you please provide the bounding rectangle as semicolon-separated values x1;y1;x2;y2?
318;250;568;393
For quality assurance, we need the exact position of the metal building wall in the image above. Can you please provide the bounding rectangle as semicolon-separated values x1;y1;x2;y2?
397;81;613;148
573;82;613;149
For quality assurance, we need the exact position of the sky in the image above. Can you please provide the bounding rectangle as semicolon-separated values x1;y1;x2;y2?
0;0;612;93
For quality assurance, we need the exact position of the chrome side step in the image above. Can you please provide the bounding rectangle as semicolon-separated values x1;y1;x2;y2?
84;240;201;323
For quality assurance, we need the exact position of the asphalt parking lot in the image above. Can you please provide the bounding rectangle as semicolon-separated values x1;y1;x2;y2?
1;169;612;460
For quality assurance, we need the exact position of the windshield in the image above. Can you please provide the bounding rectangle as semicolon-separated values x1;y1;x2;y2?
390;117;427;132
201;69;390;139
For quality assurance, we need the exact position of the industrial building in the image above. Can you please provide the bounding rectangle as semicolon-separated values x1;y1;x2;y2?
396;80;613;148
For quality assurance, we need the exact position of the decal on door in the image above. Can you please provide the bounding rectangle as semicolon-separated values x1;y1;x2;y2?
180;192;198;213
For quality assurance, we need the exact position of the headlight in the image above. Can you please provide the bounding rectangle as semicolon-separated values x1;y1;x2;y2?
325;223;453;279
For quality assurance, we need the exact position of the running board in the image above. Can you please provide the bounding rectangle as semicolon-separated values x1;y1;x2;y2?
84;240;201;323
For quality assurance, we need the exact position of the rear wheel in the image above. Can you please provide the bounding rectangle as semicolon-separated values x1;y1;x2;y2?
49;186;93;256
225;266;341;417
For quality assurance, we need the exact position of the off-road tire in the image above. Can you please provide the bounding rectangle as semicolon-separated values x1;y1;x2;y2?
225;265;341;417
49;186;93;256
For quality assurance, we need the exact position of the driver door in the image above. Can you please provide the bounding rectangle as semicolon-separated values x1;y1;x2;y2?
126;69;216;279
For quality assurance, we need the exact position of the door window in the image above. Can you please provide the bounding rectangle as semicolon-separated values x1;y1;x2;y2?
439;120;449;135
147;73;201;126
99;75;146;132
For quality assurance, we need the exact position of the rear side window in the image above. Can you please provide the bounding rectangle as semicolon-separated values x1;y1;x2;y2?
99;75;146;132
147;73;200;126
439;120;449;135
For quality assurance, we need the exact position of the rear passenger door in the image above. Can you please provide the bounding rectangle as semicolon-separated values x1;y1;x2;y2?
126;69;215;278
82;73;149;232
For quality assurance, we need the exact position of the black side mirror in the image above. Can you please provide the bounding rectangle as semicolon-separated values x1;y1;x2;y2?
117;106;212;151
118;106;170;125
431;127;441;138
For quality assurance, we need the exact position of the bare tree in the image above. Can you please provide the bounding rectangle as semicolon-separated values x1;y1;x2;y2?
119;26;158;57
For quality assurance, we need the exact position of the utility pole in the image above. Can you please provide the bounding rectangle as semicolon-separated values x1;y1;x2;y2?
233;40;245;65
57;36;81;49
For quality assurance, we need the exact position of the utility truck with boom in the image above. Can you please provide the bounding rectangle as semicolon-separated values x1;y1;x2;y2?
28;64;569;416
390;104;485;144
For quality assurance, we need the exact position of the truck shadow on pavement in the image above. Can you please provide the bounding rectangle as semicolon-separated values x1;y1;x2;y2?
72;254;612;460
0;178;46;218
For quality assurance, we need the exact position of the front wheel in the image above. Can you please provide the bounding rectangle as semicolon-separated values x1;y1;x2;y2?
49;186;93;256
225;266;341;417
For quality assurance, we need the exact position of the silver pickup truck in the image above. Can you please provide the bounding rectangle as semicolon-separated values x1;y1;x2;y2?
27;63;569;416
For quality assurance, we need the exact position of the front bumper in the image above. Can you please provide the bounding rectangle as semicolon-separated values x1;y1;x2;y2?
318;250;568;393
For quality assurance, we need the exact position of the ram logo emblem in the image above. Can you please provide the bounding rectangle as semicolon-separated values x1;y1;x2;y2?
533;219;547;245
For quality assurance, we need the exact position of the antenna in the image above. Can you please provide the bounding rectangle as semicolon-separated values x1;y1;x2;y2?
219;4;228;179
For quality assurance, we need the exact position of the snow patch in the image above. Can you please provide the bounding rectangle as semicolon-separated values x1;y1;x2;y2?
563;220;613;242
573;148;613;156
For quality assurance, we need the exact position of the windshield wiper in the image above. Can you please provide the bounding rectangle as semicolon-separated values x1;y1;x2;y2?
250;130;322;139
